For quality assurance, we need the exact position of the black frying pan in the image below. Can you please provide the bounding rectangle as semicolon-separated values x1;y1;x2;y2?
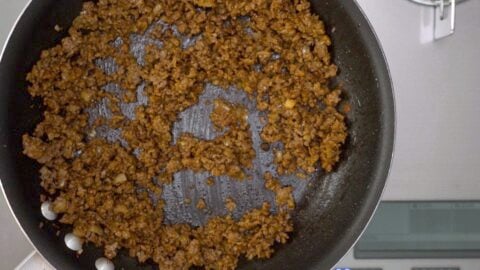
0;0;394;269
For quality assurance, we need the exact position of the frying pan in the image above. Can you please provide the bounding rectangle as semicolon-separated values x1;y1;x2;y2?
0;0;394;269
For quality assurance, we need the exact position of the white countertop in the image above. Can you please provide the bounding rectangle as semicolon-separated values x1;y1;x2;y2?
1;0;480;269
364;0;480;201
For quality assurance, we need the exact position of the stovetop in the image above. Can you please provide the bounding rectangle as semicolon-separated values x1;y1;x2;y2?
1;0;480;269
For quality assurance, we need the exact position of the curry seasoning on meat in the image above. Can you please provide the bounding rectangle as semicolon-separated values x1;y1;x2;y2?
22;0;347;269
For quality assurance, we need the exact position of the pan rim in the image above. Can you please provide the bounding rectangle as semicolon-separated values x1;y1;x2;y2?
317;0;396;267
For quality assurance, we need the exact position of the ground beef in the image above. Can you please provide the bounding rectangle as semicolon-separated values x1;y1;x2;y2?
196;198;207;210
22;0;347;269
166;99;254;180
225;197;237;212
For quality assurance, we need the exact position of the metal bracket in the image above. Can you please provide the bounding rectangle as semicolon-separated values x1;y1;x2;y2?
409;0;466;40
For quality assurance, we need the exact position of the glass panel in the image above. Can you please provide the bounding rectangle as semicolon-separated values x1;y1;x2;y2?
355;201;480;258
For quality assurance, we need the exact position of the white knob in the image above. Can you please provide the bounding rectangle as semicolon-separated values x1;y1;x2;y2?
95;257;115;270
64;233;83;251
40;202;57;221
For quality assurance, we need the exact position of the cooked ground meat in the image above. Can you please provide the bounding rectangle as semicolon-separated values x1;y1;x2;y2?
196;198;207;210
225;197;237;212
167;99;254;180
205;177;215;186
22;0;347;269
264;172;295;210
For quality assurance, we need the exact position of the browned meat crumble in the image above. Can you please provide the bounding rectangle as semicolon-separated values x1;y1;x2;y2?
22;0;347;269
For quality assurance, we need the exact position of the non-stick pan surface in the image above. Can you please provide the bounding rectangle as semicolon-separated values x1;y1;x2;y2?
0;0;394;269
